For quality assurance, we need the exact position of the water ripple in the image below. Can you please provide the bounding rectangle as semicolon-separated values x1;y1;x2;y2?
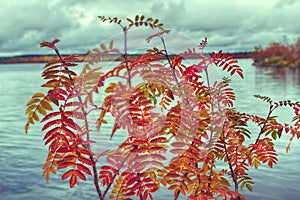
1;62;300;200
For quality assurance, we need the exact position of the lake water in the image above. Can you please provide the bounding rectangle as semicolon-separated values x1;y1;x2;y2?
0;59;300;200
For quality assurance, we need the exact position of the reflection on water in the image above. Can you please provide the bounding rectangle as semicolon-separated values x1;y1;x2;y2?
255;65;300;99
0;60;300;200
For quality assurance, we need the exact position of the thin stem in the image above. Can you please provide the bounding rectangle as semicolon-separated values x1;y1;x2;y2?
100;146;137;199
223;137;238;194
174;191;180;200
123;27;132;88
219;120;238;197
252;105;274;147
55;48;91;148
54;48;102;200
102;174;116;198
204;66;215;140
160;36;181;90
91;156;103;200
160;36;190;107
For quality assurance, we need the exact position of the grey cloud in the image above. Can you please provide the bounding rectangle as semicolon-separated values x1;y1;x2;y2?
0;0;299;56
0;1;76;55
275;0;297;8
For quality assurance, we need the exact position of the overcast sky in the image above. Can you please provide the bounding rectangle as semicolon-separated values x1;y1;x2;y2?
0;0;299;56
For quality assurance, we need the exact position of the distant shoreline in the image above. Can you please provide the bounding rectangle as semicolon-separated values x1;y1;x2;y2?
0;52;254;64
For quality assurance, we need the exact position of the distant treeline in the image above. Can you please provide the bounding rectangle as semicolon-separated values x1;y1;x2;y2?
0;52;254;64
253;39;300;68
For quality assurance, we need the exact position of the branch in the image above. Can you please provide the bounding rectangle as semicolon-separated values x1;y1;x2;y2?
54;47;103;200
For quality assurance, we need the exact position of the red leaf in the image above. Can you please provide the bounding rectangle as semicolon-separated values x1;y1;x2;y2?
61;126;76;138
150;137;168;143
44;132;58;145
62;117;80;130
65;102;85;107
57;88;68;96
64;111;85;120
101;166;114;171
237;70;244;79
145;183;157;189
78;148;94;156
211;51;216;59
77;163;92;175
130;181;142;192
58;133;69;145
127;175;140;186
171;142;186;148
57;161;76;170
217;50;222;58
221;53;229;59
77;155;94;166
149;146;166;153
75;169;86;181
57;147;72;153
62;169;75;180
40;39;60;49
63;155;77;161
43;127;60;140
285;126;290;133
48;90;66;101
110;123;120;140
69;174;78;188
150;154;166;161
192;138;204;146
42;119;61;131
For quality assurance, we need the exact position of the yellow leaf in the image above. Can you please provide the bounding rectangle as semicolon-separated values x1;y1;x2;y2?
43;161;51;169
50;166;56;174
26;98;40;106
28;116;34;124
111;189;118;193
101;119;107;124
100;43;106;50
253;159;260;169
109;40;113;50
168;184;178;190
31;111;39;121
32;92;44;98
42;83;56;88
93;48;100;53
25;104;37;114
37;105;47;116
219;177;230;187
25;123;30;134
41;100;53;111
109;193;117;198
286;143;291;153
246;183;253;192
178;185;186;195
